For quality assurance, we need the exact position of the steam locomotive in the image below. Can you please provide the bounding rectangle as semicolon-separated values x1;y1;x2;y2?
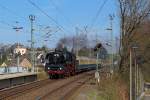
44;49;77;78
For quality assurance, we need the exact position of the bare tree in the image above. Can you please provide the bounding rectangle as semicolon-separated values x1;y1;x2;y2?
118;0;150;72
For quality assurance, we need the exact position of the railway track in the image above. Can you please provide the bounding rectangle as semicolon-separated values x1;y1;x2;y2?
0;79;58;100
0;71;94;100
41;71;93;100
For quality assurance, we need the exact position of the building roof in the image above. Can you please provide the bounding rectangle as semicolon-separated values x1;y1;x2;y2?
1;62;7;67
8;54;32;67
20;58;32;68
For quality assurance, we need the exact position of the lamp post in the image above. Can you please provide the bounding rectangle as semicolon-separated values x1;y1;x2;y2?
130;44;138;100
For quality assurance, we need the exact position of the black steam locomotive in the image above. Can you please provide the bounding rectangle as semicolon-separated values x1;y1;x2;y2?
44;49;76;78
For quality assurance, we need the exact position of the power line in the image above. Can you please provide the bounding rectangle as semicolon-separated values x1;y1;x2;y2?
49;0;74;27
89;0;109;30
0;20;30;36
0;20;14;27
0;3;52;34
0;3;39;36
0;20;29;33
0;3;33;34
27;0;68;33
0;4;26;22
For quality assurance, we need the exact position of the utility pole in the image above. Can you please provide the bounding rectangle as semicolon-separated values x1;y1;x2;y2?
106;14;114;74
84;26;90;65
13;21;23;72
137;63;139;99
95;33;98;71
110;15;114;74
29;15;35;72
134;56;137;100
133;46;138;100
130;48;133;100
130;44;138;100
75;27;79;58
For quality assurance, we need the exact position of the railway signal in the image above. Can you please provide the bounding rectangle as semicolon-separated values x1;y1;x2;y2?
94;43;102;51
94;43;102;84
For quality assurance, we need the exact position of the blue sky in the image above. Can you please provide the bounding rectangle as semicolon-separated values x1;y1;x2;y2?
0;0;119;48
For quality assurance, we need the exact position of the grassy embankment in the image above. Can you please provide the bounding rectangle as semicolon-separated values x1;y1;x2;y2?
87;73;129;100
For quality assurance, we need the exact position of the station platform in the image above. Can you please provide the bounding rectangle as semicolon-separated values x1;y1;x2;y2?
0;72;37;89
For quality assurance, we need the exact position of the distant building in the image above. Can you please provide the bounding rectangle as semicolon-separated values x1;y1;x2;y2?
1;62;7;67
19;58;32;68
14;47;27;55
8;56;32;67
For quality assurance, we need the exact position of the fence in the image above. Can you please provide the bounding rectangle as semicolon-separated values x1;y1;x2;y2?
0;67;29;74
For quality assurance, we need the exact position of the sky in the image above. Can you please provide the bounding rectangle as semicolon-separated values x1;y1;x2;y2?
0;0;119;49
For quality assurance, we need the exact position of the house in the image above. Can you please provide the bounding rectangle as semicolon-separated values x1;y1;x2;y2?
14;47;27;55
19;58;32;68
1;62;7;67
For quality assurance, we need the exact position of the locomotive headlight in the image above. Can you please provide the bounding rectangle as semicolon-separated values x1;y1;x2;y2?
59;67;62;70
48;67;50;70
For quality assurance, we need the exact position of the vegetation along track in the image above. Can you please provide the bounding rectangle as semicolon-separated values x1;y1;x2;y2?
1;71;94;100
0;79;58;100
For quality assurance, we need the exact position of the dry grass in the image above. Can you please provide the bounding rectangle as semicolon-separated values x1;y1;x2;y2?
145;89;150;95
98;78;119;100
36;67;49;80
96;74;128;100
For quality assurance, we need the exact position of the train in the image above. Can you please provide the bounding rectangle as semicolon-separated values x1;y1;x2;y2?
44;49;96;79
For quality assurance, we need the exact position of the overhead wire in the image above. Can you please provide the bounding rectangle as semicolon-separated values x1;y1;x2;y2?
48;0;74;27
0;20;30;34
0;3;32;35
0;2;51;42
0;20;30;44
0;2;53;36
50;0;88;37
0;1;55;46
0;19;30;37
0;20;15;27
0;4;27;23
27;0;69;33
89;0;109;31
